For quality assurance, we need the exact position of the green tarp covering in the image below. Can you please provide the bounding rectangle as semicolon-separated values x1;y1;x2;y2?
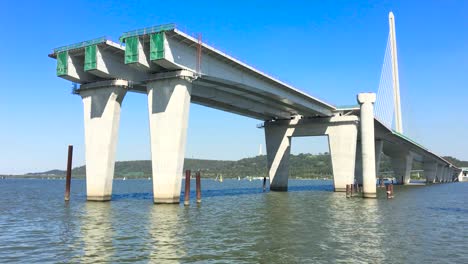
84;45;97;71
56;52;68;76
125;36;139;64
150;32;165;60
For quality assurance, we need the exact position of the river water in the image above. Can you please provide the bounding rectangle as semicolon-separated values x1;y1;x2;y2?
1;179;467;263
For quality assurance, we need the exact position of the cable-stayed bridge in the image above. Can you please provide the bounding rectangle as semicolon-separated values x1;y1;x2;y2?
48;13;461;203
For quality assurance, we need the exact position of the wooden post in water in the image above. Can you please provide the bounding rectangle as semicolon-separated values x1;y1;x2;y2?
386;184;394;199
184;170;191;206
346;184;350;198
196;171;201;203
64;145;73;201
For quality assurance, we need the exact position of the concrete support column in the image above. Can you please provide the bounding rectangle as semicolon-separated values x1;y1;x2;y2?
391;152;413;185
375;140;384;179
357;93;377;198
355;142;363;185
147;77;192;204
355;139;382;185
442;166;448;183
79;80;128;201
327;122;358;192
435;164;442;182
423;162;437;184
265;124;294;191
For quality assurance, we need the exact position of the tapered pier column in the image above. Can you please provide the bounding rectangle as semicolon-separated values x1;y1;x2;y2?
391;152;413;185
441;166;446;183
79;80;128;201
375;140;383;177
357;93;377;198
327;122;358;192
355;142;363;185
265;124;294;191
435;164;442;182
423;162;437;183
147;76;192;204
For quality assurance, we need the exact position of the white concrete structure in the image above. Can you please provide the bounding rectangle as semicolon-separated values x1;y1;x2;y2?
390;152;413;184
147;76;193;203
423;162;437;184
264;115;358;192
389;12;403;134
79;80;128;201
459;168;468;182
49;22;461;203
357;93;377;198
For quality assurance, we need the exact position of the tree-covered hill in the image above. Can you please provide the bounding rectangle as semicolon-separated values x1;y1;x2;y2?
17;153;466;179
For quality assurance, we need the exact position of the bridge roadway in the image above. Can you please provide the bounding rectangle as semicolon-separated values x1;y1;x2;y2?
49;24;461;203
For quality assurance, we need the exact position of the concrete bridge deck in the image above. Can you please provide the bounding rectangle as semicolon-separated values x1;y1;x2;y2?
49;24;461;203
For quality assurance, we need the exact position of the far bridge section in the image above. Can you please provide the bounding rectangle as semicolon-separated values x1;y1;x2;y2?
49;21;460;204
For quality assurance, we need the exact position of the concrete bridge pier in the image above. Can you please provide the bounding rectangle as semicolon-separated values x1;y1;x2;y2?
423;162;437;183
435;164;442;182
357;93;377;198
354;139;383;186
327;122;358;192
79;80;128;201
390;152;413;185
375;140;384;180
441;166;447;183
264;115;358;192
265;120;294;191
147;76;192;204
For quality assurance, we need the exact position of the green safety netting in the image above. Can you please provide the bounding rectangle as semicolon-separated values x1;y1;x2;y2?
119;23;175;42
150;32;165;60
54;37;107;54
56;52;68;76
84;45;97;71
125;36;139;64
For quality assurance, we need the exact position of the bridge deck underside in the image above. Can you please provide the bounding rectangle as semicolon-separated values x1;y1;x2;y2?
374;119;450;165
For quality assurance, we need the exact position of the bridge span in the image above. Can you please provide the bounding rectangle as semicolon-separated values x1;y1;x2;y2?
49;21;461;203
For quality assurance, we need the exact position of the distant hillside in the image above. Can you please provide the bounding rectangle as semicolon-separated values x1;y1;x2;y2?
16;154;468;179
442;156;468;167
25;154;335;179
26;169;67;176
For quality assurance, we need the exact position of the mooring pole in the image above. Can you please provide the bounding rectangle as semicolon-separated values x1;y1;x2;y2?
196;171;201;203
184;170;191;206
64;145;73;201
387;184;394;199
346;184;350;198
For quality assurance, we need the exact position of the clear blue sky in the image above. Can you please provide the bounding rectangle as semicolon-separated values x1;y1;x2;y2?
0;0;467;174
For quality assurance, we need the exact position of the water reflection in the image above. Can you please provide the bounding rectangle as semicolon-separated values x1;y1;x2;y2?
80;203;114;263
321;193;385;263
148;205;186;262
1;179;468;263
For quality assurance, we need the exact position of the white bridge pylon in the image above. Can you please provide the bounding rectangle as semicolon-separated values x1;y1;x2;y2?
375;12;403;134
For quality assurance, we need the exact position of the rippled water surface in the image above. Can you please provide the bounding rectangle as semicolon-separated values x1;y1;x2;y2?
1;179;468;263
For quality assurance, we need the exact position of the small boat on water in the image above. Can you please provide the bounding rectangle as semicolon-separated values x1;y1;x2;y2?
215;174;224;182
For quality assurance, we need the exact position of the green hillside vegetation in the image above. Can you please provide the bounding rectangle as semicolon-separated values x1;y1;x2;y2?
442;156;468;167
14;153;466;180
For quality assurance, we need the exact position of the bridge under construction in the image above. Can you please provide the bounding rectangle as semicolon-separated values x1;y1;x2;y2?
49;13;462;203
